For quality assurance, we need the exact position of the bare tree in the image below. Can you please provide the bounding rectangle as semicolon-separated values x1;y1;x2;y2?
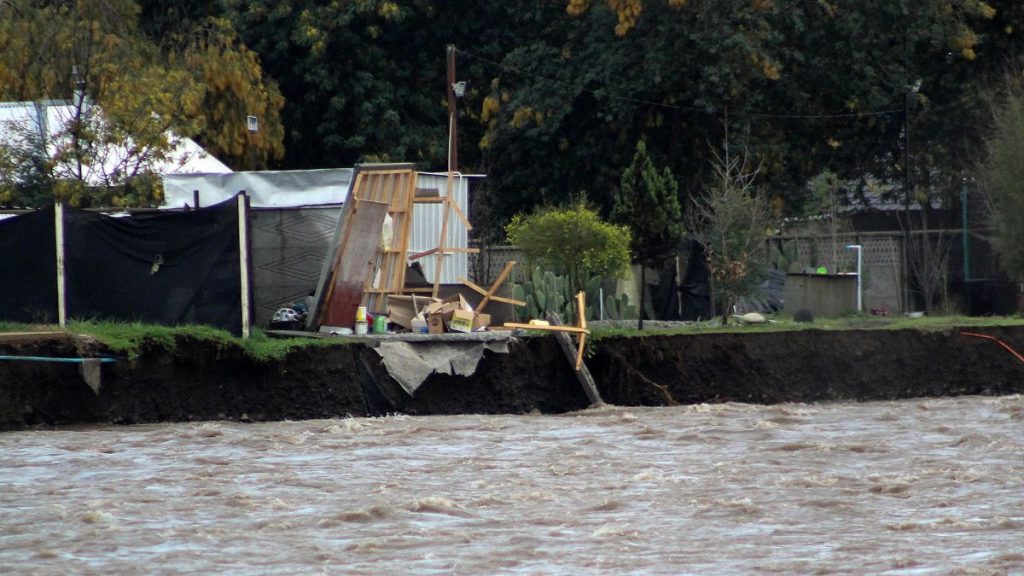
905;209;955;315
686;136;774;325
978;66;1024;312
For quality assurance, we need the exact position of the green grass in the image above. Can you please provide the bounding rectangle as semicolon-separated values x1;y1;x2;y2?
589;314;1024;340
4;314;1024;357
0;320;353;361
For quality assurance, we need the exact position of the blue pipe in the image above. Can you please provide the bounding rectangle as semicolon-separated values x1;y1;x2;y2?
0;355;117;363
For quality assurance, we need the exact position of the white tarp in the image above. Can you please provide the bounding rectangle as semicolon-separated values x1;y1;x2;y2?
1;101;232;186
161;169;353;208
371;332;513;395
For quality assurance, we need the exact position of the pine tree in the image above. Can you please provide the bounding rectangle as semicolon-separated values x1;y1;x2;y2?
613;139;684;329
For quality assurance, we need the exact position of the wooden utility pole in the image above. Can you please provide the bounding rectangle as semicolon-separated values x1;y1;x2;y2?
447;45;458;172
434;45;459;296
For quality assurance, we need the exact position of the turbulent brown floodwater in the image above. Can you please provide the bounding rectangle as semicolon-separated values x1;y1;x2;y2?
2;395;1022;575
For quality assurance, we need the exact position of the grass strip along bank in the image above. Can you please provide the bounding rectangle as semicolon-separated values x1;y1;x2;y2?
2;314;1024;360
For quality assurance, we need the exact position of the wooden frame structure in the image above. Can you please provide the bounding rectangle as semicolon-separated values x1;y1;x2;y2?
352;164;419;313
457;260;525;314
311;164;483;330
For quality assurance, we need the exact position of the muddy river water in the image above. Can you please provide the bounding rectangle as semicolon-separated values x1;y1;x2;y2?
2;395;1022;575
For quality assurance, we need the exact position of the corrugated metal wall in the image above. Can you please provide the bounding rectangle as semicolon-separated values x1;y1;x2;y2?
408;173;473;284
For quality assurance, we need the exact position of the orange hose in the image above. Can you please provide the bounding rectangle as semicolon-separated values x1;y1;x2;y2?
960;331;1024;365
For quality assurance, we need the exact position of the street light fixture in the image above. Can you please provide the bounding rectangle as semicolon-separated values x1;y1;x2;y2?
246;115;259;171
846;244;863;313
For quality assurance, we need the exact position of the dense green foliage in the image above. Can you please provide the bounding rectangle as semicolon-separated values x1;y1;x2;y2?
505;198;631;294
979;68;1024;290
2;0;1020;227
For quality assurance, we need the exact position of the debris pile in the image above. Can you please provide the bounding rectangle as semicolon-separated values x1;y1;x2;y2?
387;294;491;334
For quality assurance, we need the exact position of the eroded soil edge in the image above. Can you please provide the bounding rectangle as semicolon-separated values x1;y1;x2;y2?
3;327;1022;429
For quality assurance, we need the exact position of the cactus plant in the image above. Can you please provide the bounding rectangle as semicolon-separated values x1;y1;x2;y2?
512;267;636;322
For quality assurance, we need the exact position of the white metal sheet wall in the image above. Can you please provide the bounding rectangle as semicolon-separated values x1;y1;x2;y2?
408;173;475;284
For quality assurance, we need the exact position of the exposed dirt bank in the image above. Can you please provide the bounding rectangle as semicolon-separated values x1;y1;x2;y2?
3;327;1023;429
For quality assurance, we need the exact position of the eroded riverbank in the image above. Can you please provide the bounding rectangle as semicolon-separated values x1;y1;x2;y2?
2;326;1024;429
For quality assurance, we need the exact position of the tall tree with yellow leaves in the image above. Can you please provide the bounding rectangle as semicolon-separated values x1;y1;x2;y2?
0;0;283;207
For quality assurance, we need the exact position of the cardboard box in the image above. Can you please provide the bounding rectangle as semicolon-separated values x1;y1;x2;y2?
448;309;474;333
387;295;437;330
472;313;491;331
423;293;471;316
427;313;446;334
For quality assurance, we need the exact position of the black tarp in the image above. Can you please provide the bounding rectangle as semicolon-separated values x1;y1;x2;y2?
680;239;713;321
0;198;243;334
0;206;58;323
649;260;682;321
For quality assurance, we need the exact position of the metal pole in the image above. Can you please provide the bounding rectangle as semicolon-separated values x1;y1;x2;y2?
961;181;970;282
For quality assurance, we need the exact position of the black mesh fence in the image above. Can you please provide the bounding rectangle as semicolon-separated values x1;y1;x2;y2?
0;206;58;323
0;197;243;334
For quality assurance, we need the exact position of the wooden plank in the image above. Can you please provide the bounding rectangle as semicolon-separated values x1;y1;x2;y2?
449;192;473;230
353;166;418;314
317;192;363;314
479;260;516;313
456;260;524;313
54;202;66;329
237;194;251;339
458;276;490;296
574;292;587;370
409;247;439;260
318;200;390;328
482;295;526;306
432;171;454;297
548;312;603;406
411;247;478;260
502;323;590;335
